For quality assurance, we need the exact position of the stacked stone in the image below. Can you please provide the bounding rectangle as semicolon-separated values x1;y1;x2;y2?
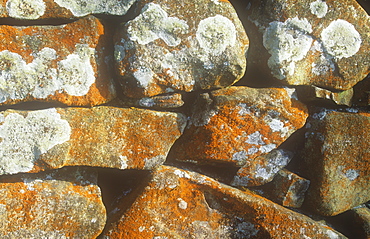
0;0;368;238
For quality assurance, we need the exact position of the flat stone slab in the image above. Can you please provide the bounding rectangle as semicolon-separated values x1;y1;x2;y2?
0;167;106;238
303;109;370;216
0;106;186;175
0;0;136;19
102;166;346;238
172;86;308;166
0;16;115;106
247;0;370;90
114;0;249;98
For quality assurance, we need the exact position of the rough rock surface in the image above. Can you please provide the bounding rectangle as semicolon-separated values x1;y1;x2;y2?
0;167;106;238
302;109;370;216
247;0;370;90
258;169;311;208
0;107;186;175
231;149;293;187
102;166;346;238
172;86;308;166
0;0;136;19
114;0;249;98
0;16;115;106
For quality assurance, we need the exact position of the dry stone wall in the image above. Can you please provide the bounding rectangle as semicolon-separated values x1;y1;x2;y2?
0;0;369;238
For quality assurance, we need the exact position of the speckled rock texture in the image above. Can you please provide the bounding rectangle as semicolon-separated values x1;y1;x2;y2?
102;166;346;239
0;16;115;106
302;109;370;216
171;86;308;166
114;0;249;98
0;107;186;175
246;0;370;90
0;167;106;238
0;0;137;19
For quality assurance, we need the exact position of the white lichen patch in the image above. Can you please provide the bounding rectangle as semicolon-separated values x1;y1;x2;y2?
0;108;71;175
321;19;362;59
53;0;136;17
246;131;265;145
127;3;188;46
344;169;359;181
177;198;188;209
6;0;46;19
255;150;292;180
196;15;237;55
232;151;248;165
119;155;128;169
310;0;328;18
0;44;95;102
173;169;190;179
133;66;154;88
263;17;313;79
311;54;335;76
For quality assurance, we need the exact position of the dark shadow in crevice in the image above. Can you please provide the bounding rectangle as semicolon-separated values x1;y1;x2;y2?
0;101;68;112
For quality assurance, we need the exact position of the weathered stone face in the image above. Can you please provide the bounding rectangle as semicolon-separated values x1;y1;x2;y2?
0;167;106;238
171;86;308;166
0;0;137;19
102;166;346;238
114;0;249;98
0;107;186;175
0;16;115;106
302;109;370;216
247;0;370;90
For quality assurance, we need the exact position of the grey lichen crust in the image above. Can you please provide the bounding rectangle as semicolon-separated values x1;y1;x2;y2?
6;0;46;19
0;108;71;175
0;44;95;103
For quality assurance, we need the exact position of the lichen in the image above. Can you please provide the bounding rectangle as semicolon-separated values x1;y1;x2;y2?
310;0;328;18
196;15;237;55
133;66;154;88
321;19;362;59
127;3;189;46
6;0;46;19
53;0;136;17
263;17;313;79
0;108;71;175
0;44;96;102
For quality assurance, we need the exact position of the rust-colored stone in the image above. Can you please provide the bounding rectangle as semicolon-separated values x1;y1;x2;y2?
302;109;370;216
171;86;308;166
0;106;186;175
0;167;106;238
0;16;115;106
102;166;346;238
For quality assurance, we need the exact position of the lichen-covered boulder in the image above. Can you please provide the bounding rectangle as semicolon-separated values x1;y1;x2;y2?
231;149;293;187
0;16;115;106
102;166;346;238
302;109;370;216
171;86;308;166
114;0;249;98
0;0;136;19
0;167;106;238
246;0;370;90
0;107;186;175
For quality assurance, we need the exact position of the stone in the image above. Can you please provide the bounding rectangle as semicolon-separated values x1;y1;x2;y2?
302;109;370;216
231;149;293;187
246;0;370;90
296;85;354;106
171;86;308;166
0;0;136;19
114;0;249;98
0;167;106;238
260;169;310;208
136;93;184;109
0;16;115;106
102;165;346;238
0;106;186;175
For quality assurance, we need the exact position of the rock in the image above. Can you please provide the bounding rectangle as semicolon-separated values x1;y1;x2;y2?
0;0;136;19
0;167;106;238
0;106;186;175
114;0;249;98
351;206;370;238
0;16;115;106
260;169;310;208
231;149;293;187
171;86;308;166
296;85;353;106
302;109;370;216
137;93;184;109
246;0;370;90
353;74;370;106
102;165;346;238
